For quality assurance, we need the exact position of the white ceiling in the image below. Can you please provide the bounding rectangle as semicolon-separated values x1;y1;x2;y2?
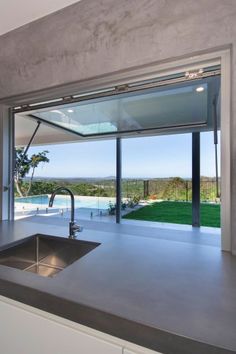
15;115;80;146
0;0;81;36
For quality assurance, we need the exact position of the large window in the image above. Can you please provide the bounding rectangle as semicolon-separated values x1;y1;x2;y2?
13;64;221;229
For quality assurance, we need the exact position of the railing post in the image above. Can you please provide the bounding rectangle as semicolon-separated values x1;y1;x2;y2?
116;137;121;223
186;181;188;202
144;180;149;198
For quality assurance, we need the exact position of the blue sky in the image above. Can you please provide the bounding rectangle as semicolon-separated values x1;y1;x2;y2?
28;132;220;179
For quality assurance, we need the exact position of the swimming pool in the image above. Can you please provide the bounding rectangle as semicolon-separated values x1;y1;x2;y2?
15;195;115;210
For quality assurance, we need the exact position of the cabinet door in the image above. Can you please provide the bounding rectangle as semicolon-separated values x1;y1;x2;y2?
0;300;122;354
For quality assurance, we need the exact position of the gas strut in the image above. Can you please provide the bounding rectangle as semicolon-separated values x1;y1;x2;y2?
212;95;220;199
4;120;41;191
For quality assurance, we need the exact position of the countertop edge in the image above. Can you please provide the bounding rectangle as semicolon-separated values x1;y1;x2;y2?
0;278;234;354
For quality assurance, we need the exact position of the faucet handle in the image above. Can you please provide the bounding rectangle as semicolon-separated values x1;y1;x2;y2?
74;224;83;233
69;221;83;239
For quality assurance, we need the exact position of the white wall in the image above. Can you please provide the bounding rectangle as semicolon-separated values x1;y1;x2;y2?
0;0;81;35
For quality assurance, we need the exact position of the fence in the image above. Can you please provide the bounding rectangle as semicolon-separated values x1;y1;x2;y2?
17;178;220;203
122;178;220;202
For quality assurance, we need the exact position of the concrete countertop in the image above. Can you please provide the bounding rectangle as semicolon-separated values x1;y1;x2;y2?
0;216;235;354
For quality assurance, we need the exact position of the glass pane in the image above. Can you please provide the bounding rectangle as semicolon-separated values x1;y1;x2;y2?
14;139;116;222
122;134;192;226
200;131;221;228
31;76;220;137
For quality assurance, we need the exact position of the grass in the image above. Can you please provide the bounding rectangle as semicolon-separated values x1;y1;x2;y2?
123;201;221;228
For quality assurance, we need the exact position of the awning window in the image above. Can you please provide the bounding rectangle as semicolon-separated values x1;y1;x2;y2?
17;67;221;138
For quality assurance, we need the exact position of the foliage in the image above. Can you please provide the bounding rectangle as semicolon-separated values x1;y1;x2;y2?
162;177;187;201
108;202;116;215
127;195;141;208
15;175;220;204
149;194;158;200
14;148;49;197
107;196;140;215
108;201;127;215
132;195;140;204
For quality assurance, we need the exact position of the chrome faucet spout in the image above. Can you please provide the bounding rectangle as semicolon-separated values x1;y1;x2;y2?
48;187;83;238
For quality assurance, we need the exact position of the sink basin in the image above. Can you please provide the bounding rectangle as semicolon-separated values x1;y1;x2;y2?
0;234;100;278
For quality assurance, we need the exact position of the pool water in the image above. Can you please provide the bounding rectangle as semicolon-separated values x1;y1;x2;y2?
15;195;115;210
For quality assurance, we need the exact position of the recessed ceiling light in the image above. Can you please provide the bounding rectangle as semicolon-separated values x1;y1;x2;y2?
196;86;204;92
67;109;74;113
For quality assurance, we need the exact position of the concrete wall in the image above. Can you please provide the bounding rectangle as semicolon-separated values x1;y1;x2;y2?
0;0;235;98
0;0;235;250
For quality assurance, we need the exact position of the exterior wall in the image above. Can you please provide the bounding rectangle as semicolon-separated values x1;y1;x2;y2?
0;0;235;251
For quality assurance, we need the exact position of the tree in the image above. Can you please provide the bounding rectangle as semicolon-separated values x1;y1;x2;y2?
162;177;186;201
14;148;49;197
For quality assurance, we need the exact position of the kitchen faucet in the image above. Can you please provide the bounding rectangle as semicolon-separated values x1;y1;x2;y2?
48;187;83;238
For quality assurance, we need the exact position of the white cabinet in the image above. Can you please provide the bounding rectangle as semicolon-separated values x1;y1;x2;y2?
0;296;162;354
124;348;162;354
0;298;122;354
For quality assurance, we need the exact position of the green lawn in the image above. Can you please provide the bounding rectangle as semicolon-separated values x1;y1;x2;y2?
123;201;220;228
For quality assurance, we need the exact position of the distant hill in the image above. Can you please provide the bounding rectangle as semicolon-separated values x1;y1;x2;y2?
24;176;116;183
24;176;219;182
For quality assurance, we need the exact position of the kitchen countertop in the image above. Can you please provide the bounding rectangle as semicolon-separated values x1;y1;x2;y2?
0;216;235;354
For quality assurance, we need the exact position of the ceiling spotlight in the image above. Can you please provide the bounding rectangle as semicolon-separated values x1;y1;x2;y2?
67;109;74;113
196;86;204;93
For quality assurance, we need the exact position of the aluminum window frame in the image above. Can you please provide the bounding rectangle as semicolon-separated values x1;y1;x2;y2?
20;74;219;139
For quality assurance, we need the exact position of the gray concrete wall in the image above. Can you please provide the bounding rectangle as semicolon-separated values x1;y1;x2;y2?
0;0;236;250
0;0;235;98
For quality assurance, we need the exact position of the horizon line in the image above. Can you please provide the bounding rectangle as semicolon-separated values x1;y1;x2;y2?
29;175;219;179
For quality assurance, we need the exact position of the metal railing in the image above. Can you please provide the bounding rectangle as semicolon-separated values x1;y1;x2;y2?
15;178;220;203
122;178;220;202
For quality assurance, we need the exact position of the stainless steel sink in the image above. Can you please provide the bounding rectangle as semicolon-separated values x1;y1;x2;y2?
0;234;100;278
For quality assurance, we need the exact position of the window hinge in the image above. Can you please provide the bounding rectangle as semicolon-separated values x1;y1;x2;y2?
185;68;204;80
115;84;129;93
